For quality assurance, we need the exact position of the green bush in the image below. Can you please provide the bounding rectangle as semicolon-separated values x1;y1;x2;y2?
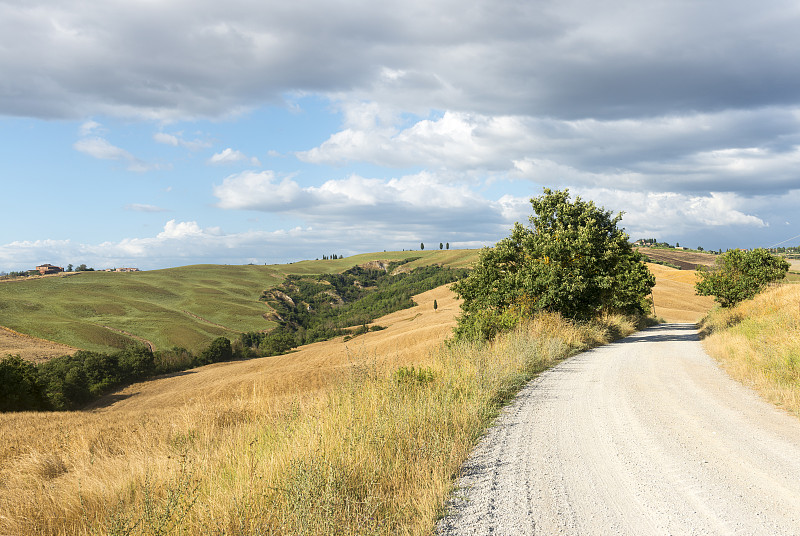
194;337;233;366
0;355;49;411
154;347;194;374
453;189;654;340
695;248;790;307
118;346;156;379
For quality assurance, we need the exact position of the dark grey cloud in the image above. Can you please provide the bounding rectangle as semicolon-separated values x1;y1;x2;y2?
3;0;800;120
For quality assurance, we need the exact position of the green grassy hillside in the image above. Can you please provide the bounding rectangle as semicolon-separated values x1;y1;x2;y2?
0;250;478;353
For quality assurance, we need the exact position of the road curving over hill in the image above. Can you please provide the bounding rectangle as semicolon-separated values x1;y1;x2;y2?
437;323;800;536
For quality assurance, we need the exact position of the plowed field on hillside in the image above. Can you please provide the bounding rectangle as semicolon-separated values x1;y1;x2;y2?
636;248;718;270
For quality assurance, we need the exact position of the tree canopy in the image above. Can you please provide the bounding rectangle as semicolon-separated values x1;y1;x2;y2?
452;189;655;340
695;248;789;307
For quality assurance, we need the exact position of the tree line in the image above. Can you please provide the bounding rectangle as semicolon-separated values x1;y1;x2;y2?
2;259;469;412
0;336;241;412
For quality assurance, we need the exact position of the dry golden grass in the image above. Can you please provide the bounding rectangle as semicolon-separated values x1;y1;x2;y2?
647;263;715;323
85;285;459;412
0;282;642;535
699;284;800;417
0;325;77;363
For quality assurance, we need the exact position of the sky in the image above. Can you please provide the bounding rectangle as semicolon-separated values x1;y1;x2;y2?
2;0;800;272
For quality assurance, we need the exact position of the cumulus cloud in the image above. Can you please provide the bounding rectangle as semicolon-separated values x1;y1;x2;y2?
213;169;509;232
4;0;800;264
2;184;795;272
0;215;490;272
298;110;529;172
552;187;777;250
298;105;800;195
214;170;308;211
208;148;261;166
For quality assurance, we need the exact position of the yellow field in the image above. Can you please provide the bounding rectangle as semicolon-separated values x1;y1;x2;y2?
0;263;706;534
647;263;714;322
0;283;466;533
87;285;459;412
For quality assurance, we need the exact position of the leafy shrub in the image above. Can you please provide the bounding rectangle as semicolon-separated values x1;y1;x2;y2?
154;347;194;374
453;189;654;340
696;248;790;307
194;337;233;366
0;355;49;411
118;345;156;379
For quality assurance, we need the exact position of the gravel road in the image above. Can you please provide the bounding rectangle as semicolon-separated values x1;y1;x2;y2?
437;323;800;535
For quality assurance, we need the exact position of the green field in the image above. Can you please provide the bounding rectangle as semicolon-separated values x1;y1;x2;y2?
0;250;479;353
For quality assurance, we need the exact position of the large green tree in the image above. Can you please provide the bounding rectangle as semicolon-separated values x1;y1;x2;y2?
452;189;655;340
695;248;789;307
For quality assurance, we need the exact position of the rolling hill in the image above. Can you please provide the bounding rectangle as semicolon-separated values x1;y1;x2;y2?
0;250;478;355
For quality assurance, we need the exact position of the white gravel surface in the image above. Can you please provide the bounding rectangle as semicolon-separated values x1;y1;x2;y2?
437;323;800;535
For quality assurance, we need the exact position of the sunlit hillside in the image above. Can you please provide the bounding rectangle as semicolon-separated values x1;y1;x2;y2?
647;263;715;322
0;249;478;354
0;255;714;534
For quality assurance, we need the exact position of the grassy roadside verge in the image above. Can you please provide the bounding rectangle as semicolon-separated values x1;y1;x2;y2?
699;284;800;417
0;312;642;535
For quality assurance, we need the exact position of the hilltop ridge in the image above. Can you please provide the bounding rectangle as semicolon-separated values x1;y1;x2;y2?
0;249;478;356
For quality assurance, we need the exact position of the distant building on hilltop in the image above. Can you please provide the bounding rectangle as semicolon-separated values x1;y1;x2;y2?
35;263;63;275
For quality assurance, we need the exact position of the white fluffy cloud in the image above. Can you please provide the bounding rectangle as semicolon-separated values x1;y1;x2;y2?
1;182;792;272
213;169;508;231
0;215;484;272
578;189;767;236
297;110;530;172
79;120;102;136
298;104;800;196
214;171;307;211
3;0;800;269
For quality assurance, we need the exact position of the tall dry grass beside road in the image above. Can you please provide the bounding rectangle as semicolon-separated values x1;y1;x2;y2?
700;284;800;417
0;289;639;534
